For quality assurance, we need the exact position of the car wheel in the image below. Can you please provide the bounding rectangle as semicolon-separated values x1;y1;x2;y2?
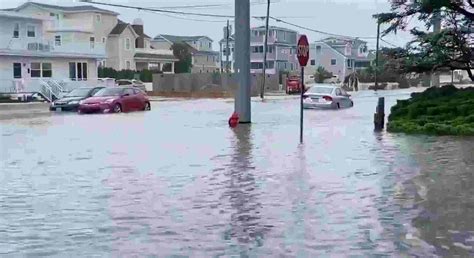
144;102;151;111
350;101;354;107
113;103;122;113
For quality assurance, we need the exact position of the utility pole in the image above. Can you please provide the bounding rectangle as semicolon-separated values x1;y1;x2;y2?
374;19;381;91
235;0;251;123
432;12;441;87
226;19;230;73
260;0;271;99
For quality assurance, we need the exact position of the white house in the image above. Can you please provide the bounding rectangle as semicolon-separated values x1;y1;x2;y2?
0;9;106;100
0;2;177;100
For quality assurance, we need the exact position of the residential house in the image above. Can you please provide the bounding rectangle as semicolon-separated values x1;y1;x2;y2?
219;26;299;74
107;19;177;72
0;4;110;99
306;37;374;82
151;35;219;73
7;2;176;76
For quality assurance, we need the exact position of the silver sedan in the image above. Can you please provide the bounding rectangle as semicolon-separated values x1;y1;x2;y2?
303;85;354;109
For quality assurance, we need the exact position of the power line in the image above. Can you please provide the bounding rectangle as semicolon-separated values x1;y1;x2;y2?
80;0;234;18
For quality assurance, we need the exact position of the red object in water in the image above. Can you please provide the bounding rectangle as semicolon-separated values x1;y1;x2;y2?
228;112;239;128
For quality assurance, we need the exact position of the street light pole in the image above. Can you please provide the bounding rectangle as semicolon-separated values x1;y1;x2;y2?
226;19;230;73
260;0;270;99
235;0;251;123
374;19;381;91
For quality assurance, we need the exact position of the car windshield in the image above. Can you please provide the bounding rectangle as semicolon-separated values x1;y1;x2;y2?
94;88;124;97
65;88;91;97
308;87;334;94
117;81;131;85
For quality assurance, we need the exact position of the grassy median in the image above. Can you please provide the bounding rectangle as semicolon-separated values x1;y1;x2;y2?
387;85;474;136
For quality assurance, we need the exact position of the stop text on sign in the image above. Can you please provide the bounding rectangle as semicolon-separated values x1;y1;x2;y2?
297;45;309;57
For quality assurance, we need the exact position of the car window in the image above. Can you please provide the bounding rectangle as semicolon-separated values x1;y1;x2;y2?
124;88;134;95
133;88;143;95
335;89;342;96
308;87;334;94
90;88;103;96
340;89;348;96
117;81;131;86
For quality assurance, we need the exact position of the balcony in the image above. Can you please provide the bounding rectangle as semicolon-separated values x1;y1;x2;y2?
251;35;276;44
251;52;276;61
0;39;105;58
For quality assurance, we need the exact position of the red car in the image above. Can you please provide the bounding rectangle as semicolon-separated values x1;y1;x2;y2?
78;87;151;114
286;76;308;94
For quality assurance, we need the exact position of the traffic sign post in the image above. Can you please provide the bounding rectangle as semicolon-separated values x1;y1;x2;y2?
297;35;309;144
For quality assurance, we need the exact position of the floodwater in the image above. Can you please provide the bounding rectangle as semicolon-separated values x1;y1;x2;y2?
1;89;473;257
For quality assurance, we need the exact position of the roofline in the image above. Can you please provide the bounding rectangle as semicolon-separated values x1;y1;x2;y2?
0;11;45;20
314;41;347;59
154;35;214;43
14;2;119;16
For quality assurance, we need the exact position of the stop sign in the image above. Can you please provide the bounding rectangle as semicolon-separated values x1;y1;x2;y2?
297;35;310;67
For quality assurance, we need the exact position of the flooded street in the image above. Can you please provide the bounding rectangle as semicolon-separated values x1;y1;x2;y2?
1;89;473;257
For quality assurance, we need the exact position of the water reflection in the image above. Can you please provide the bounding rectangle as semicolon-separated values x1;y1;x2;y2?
223;125;269;255
406;137;474;256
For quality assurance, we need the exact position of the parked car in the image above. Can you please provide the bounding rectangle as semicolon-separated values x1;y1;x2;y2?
50;87;104;112
116;79;147;92
78;87;151;114
286;76;309;94
303;85;353;109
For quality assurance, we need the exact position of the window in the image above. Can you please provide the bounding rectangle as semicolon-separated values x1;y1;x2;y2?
31;63;41;77
13;63;22;78
69;62;88;81
331;59;337;65
42;63;52;77
209;42;212;48
310;59;316;66
55;35;61;46
27;25;35;37
125;38;131;50
316;46;321;54
126;61;131;70
96;14;101;22
266;61;275;69
50;12;55;17
251;62;263;69
90;37;95;49
13;23;19;38
336;88;342;96
91;88;102;96
124;88;134;96
102;37;106;44
347;59;353;68
290;63;294;70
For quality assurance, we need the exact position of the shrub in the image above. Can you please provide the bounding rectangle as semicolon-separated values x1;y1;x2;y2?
387;85;474;136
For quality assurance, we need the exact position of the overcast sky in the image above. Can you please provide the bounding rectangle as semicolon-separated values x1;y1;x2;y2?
1;0;416;49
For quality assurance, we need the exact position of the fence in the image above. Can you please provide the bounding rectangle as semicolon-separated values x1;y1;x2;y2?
152;73;279;97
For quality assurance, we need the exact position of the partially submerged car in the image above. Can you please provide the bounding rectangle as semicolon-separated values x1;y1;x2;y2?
303;85;353;109
50;87;104;112
78;87;151;114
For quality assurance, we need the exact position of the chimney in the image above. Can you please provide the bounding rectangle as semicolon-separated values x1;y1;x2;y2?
132;18;145;48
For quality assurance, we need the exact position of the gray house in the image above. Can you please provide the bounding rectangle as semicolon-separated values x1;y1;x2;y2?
151;35;219;73
219;26;299;75
306;37;375;82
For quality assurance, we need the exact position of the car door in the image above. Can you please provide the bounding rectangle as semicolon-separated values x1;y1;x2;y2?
122;88;135;111
132;88;145;110
334;88;344;107
340;89;351;107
